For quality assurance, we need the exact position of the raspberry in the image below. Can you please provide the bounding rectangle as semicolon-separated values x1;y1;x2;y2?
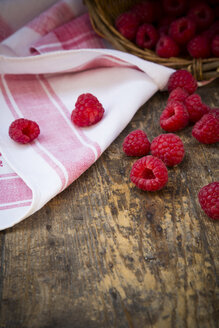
150;133;185;167
132;1;157;24
203;21;219;41
211;35;219;57
187;35;211;58
162;0;187;16
167;87;189;103
198;182;219;220
71;93;104;127
188;3;214;31
130;155;168;191
136;23;158;49
158;25;169;37
169;17;196;45
156;35;180;58
9;118;40;144
192;110;219;144
211;108;219;114
184;94;210;123
115;11;140;40
122;130;150;157
167;69;197;94
160;101;189;132
158;16;175;36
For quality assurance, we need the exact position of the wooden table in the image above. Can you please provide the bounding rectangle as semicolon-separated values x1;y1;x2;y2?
0;79;218;328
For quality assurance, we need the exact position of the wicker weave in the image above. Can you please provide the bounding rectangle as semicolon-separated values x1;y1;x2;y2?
85;0;219;81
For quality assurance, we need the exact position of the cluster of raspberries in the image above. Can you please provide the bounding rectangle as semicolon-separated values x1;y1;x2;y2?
115;0;219;58
123;69;218;220
8;71;218;220
123;131;185;192
163;69;219;143
9;93;105;144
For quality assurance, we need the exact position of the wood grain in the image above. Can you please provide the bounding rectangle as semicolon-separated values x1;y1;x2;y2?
0;79;218;328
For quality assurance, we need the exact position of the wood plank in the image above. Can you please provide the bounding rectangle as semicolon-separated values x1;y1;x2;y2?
0;79;218;328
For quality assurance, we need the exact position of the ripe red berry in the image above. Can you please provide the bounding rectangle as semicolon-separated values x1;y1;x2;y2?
167;87;189;103
192;109;219;144
169;17;196;45
9;118;40;144
160;101;189;132
188;3;214;31
71;93;104;127
130;155;168;191
115;11;140;40
167;69;197;94
132;1;157;24
211;35;219;57
150;133;185;167
158;16;176;37
203;21;219;42
187;35;211;58
156;35;180;58
158;25;169;37
162;0;187;16
122;130;150;157
198;182;219;220
136;23;158;49
212;108;219;112
184;94;210;123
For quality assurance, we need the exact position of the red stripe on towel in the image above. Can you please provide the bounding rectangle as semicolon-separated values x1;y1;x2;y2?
4;74;99;187
0;76;67;191
39;75;101;158
27;1;74;36
0;201;32;211
0;177;32;204
0;173;18;178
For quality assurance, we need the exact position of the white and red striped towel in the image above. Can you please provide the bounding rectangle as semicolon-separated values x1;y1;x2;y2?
0;0;174;230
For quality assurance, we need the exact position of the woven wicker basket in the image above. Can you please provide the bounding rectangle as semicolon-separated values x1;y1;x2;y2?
85;0;219;81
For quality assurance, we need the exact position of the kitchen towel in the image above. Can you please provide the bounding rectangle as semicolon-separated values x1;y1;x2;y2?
0;0;174;230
